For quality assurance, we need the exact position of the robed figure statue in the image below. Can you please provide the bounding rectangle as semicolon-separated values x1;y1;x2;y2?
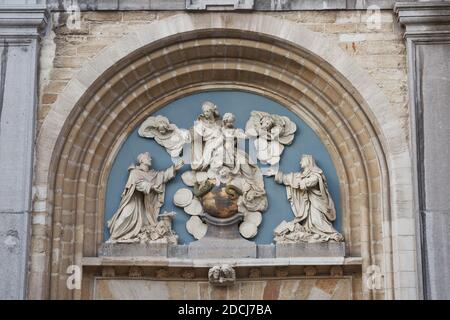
270;154;343;243
107;152;183;243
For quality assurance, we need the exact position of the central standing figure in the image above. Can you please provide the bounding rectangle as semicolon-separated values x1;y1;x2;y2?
191;101;223;171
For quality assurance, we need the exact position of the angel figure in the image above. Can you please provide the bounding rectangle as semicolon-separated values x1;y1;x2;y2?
138;115;190;158
245;111;297;165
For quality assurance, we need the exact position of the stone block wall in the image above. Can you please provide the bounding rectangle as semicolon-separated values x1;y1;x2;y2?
38;10;408;136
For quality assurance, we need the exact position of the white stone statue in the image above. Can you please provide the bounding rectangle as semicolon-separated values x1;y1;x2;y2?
138;115;190;158
267;154;344;243
245;111;297;165
138;102;307;241
191;101;224;171
220;112;247;171
107;152;183;243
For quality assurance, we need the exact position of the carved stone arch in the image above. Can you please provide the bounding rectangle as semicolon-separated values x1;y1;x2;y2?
30;13;414;300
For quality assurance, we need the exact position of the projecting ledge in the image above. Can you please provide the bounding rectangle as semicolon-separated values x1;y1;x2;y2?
82;256;362;268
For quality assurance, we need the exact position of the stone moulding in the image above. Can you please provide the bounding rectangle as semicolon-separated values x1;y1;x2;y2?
395;2;450;37
98;242;346;259
82;256;362;270
0;5;49;37
44;0;399;11
186;0;254;11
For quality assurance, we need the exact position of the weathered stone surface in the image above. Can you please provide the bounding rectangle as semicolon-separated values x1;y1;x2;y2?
189;238;257;259
93;278;353;299
0;42;41;213
396;2;450;300
0;213;28;300
276;242;346;258
186;0;254;10
45;0;399;11
99;243;168;257
257;244;275;258
0;4;48;300
168;244;188;258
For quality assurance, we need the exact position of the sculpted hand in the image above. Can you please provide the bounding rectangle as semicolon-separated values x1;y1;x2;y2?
299;180;306;190
174;159;184;171
136;179;151;194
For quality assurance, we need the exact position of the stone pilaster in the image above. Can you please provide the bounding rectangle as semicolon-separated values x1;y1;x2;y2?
395;1;450;300
0;2;48;299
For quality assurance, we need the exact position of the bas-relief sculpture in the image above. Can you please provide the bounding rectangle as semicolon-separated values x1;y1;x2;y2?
268;155;344;243
106;152;183;244
138;115;190;159
141;101;269;239
107;100;342;246
245;111;297;165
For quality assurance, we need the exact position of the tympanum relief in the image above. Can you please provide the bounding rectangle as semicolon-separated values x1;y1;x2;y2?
106;101;343;245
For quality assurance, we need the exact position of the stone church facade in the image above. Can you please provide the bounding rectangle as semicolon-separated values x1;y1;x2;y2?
0;0;448;300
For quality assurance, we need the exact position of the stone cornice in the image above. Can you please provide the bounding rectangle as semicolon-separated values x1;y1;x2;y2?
395;1;450;39
0;5;49;38
45;0;399;11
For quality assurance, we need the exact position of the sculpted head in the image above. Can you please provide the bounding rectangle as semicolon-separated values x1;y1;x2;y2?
202;101;218;119
208;266;221;280
223;112;235;128
218;166;231;180
260;115;274;131
137;152;152;168
300;154;315;169
157;121;169;134
245;190;257;201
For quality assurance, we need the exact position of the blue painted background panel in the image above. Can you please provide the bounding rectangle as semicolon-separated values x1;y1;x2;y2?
104;91;341;244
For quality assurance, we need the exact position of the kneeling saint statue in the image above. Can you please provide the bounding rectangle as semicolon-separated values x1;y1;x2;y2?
267;154;344;243
107;152;183;243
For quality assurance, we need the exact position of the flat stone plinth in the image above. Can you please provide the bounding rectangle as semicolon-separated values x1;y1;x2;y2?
98;242;345;259
276;242;346;258
99;242;168;257
188;238;257;259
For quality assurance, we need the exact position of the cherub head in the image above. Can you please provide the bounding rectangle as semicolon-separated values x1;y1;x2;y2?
208;266;221;281
245;190;257;201
260;115;275;131
222;112;236;128
218;166;231;181
156;121;170;135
